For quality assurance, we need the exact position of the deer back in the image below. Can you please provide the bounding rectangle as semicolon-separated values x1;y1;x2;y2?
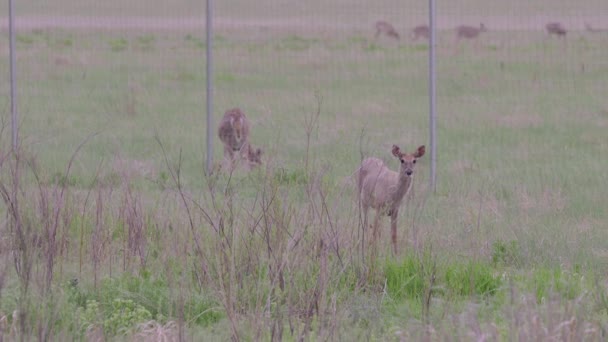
358;158;401;210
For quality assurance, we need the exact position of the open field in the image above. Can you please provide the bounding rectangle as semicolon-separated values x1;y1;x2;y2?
1;1;608;340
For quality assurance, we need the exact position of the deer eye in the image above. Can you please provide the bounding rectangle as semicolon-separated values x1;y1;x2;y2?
400;159;404;164
413;159;417;164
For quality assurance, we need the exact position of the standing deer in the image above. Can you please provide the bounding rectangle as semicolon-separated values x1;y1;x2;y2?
357;145;425;254
218;108;252;167
375;21;400;40
546;22;567;37
454;23;487;53
412;25;430;41
455;23;487;40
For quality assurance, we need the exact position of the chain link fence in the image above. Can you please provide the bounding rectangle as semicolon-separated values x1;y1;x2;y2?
1;1;607;185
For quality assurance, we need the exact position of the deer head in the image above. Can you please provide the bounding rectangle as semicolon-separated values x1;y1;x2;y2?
391;145;425;177
248;146;263;166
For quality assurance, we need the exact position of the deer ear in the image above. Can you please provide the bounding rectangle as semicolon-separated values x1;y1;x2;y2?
414;145;426;158
391;145;401;157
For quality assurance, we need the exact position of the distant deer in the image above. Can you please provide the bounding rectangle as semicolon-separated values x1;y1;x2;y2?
356;145;425;254
218;107;251;163
412;25;430;41
585;22;603;33
455;23;487;41
375;21;400;40
546;22;567;37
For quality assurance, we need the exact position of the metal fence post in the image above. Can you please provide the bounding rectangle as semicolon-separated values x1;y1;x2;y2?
205;0;214;174
9;0;18;151
428;0;437;191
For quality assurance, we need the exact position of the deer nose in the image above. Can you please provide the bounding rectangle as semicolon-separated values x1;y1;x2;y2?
406;170;413;176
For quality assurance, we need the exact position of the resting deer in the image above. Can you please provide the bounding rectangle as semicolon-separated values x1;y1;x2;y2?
357;145;425;254
375;21;400;40
412;25;430;41
546;22;567;37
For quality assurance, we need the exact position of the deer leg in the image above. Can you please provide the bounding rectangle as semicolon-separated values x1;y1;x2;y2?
373;210;382;243
362;205;369;241
390;209;399;255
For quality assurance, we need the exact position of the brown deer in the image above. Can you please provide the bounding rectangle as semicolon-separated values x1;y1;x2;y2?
546;22;567;37
218;108;251;162
356;145;425;254
412;25;430;41
455;23;487;40
245;143;263;170
375;21;400;40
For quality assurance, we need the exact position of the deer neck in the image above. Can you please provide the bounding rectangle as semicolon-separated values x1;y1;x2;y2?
391;172;412;204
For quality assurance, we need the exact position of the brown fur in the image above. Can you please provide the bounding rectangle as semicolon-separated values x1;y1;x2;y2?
245;143;263;170
455;23;487;40
356;145;425;254
546;22;567;36
375;21;400;40
412;25;430;41
218;108;251;161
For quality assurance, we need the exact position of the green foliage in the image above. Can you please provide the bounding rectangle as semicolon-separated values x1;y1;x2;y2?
276;35;317;51
63;271;223;336
274;168;308;185
385;255;502;301
109;37;128;52
444;261;502;297
491;240;522;267
17;34;35;45
76;299;151;336
384;256;426;300
531;268;584;302
136;34;155;50
105;298;152;335
51;171;80;187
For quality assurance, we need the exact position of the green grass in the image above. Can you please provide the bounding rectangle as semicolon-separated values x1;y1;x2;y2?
1;2;608;339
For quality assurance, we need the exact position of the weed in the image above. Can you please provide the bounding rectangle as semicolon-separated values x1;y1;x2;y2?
491;239;522;267
444;260;502;297
109;38;128;52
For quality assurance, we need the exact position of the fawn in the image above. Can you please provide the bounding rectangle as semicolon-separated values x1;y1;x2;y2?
412;25;430;41
357;145;425;254
375;21;400;40
546;22;567;37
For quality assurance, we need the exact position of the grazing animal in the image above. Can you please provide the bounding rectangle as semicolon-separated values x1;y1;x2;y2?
546;22;567;37
357;145;425;254
412;25;430;41
217;108;250;166
218;108;251;162
455;23;487;40
375;21;400;40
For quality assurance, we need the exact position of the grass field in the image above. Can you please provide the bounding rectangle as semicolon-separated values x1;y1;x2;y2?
1;1;608;340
